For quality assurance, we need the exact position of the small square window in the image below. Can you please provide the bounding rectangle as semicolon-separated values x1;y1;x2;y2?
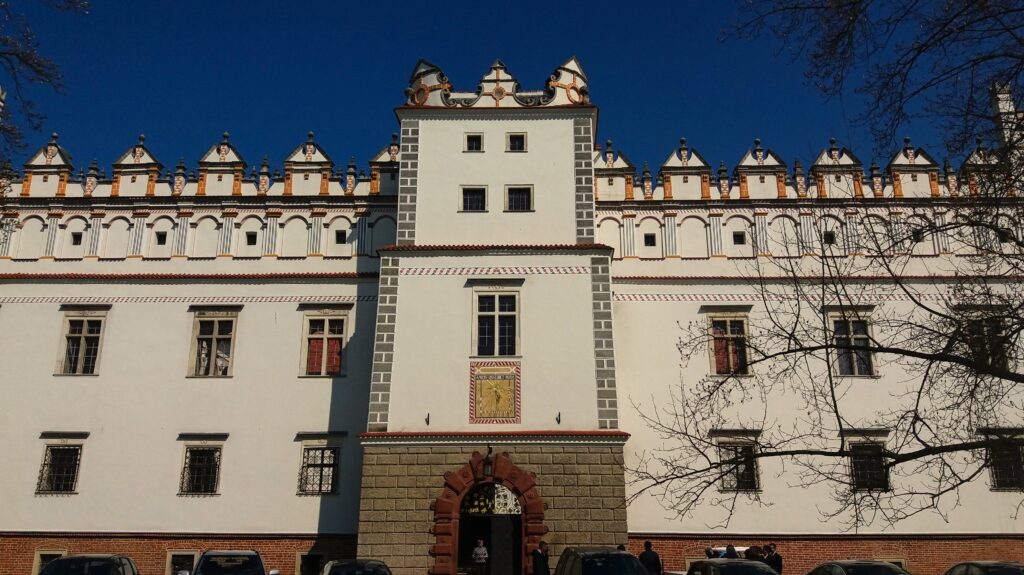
179;446;221;495
911;229;924;243
36;445;82;493
246;232;258;246
644;233;657;247
303;173;310;180
998;229;1013;244
130;175;137;183
334;230;347;245
168;553;197;575
507;187;532;212
683;176;689;183
217;174;223;182
462;188;487;212
732;231;746;246
822;231;837;245
911;174;918;182
155;231;168;246
507;133;527;152
465;134;483;152
70;232;83;246
758;175;765;183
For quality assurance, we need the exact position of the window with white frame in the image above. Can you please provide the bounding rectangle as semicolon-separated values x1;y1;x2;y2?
714;433;760;491
300;307;349;376
832;315;875;376
475;292;518;357
178;438;224;495
187;307;240;377
57;306;109;375
36;442;83;494
710;316;749;375
505;186;533;212
506;133;527;152
464;133;483;152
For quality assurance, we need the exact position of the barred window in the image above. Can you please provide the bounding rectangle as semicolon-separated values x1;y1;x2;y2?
61;317;104;375
506;187;533;212
298;447;338;494
179;446;221;495
476;293;517;357
462;187;486;212
36;445;81;493
990;439;1024;490
850;443;889;491
719;443;758;491
834;318;874;376
711;318;749;375
963;316;1010;370
188;309;239;377
506;133;527;152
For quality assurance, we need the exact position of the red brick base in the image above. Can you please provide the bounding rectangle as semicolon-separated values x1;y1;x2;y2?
627;534;1024;575
0;533;356;575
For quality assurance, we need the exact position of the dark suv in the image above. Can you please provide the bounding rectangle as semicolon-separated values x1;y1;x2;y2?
191;551;279;575
687;559;780;575
40;555;139;575
944;563;1024;575
553;548;648;575
806;561;911;575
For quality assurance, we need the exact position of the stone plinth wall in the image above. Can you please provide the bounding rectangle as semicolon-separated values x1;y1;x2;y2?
356;443;628;575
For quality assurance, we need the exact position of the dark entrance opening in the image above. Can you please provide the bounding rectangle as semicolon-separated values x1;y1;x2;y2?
458;483;523;575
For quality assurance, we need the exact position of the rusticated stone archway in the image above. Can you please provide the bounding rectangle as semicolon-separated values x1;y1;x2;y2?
429;451;546;575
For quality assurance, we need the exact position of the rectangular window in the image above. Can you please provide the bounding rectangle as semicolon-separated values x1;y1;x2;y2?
188;308;239;377
911;228;924;243
36;445;82;493
963;316;1010;370
168;553;198;575
476;293;517;357
179;446;221;495
71;232;83;246
506;187;532;212
298;555;325;575
834;318;874;376
465;133;483;152
35;552;67;575
462;187;487;212
719;443;758;491
850;442;889;491
822;231;837;245
298;446;339;494
644;233;657;247
58;308;108;375
990;438;1024;490
711;318;748;375
507;133;527;152
302;313;346;376
246;232;257;246
732;231;746;245
334;230;346;244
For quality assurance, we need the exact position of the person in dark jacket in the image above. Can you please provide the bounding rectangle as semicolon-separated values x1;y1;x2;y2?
638;541;662;575
532;541;550;575
724;545;739;559
763;543;782;574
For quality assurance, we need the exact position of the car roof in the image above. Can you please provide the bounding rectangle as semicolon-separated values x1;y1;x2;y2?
957;563;1024;567
693;560;771;565
564;547;634;557
201;551;260;556
326;560;388;566
60;555;123;560
824;562;905;567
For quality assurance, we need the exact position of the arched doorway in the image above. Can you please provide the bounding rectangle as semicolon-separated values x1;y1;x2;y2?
429;451;546;575
459;483;522;575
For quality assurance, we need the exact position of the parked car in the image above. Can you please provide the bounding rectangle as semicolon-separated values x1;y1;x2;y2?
686;559;779;575
806;561;911;575
554;547;648;575
944;563;1024;575
320;560;393;575
41;555;139;575
188;551;279;575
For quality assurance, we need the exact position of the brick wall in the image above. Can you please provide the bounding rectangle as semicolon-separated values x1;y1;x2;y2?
356;444;628;575
0;533;356;575
627;534;1024;575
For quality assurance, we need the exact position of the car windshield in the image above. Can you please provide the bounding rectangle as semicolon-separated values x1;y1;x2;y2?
41;559;120;575
720;564;780;575
843;565;907;575
983;567;1024;575
195;556;265;575
328;564;391;575
582;555;648;575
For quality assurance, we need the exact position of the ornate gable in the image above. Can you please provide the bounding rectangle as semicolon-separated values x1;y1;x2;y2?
25;132;73;171
113;134;163;171
284;131;333;167
199;132;247;169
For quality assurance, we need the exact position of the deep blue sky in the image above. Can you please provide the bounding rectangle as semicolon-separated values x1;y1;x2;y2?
16;1;947;176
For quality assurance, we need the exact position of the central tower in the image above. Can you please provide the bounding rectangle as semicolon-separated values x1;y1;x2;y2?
356;58;628;575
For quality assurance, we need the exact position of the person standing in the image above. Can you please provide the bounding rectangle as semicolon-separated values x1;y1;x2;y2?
532;541;551;575
763;544;783;574
638;541;663;575
472;539;489;575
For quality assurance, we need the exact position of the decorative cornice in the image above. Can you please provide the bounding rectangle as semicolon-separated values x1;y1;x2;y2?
359;430;629;446
0;272;379;281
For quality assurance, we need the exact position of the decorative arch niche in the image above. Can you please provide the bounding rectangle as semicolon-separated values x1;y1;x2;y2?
429;451;546;575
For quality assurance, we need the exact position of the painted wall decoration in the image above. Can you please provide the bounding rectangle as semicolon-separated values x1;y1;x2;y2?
468;361;521;424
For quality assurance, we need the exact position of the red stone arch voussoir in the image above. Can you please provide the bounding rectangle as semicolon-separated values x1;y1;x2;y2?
428;451;546;575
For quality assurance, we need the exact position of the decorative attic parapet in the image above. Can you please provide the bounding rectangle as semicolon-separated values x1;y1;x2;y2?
886;137;940;197
283;132;334;196
733;139;787;200
112;134;163;197
403;57;590;109
810;138;865;199
22;132;72;197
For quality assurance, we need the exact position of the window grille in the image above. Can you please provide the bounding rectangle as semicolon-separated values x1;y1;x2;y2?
36;445;81;493
462;188;486;212
507;133;526;152
297;447;338;494
850;443;889;491
719;443;758;491
990;439;1024;489
477;294;517;356
465;134;483;152
179;446;221;494
711;319;748;375
194;318;234;376
63;319;103;375
963;317;1009;370
834;318;874;376
305;318;344;376
506;188;532;211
